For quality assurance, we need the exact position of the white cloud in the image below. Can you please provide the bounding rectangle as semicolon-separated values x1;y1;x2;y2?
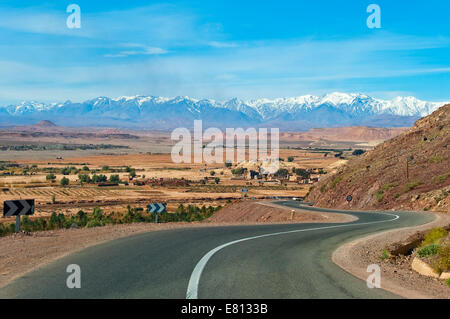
208;41;239;48
104;46;169;58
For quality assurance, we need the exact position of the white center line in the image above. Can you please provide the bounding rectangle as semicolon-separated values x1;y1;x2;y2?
186;211;399;299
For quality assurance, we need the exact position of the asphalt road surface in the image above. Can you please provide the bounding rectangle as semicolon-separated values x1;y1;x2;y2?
0;201;434;299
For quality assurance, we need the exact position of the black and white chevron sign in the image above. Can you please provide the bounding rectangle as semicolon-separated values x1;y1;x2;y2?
3;199;35;217
148;203;166;214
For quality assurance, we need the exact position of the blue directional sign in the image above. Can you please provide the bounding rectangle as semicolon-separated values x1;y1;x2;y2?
148;203;166;214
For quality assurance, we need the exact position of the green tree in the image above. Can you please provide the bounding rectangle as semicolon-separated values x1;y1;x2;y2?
352;149;366;156
275;168;289;178
231;167;245;175
46;173;56;181
92;174;107;183
61;167;71;175
293;168;310;179
78;174;91;183
287;156;294;162
60;177;70;186
109;174;120;183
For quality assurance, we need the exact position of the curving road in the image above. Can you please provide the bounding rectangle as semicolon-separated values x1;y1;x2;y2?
0;201;434;299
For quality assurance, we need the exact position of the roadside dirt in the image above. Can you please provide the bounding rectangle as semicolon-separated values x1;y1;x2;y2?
208;201;357;223
0;201;351;290
332;212;450;299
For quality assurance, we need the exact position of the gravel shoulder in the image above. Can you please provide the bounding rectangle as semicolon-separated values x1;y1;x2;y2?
0;202;353;290
332;212;450;299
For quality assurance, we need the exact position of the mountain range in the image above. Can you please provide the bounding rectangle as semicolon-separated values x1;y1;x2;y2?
1;93;447;131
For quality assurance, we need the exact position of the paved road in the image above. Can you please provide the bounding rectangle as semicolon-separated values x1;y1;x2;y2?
0;202;434;299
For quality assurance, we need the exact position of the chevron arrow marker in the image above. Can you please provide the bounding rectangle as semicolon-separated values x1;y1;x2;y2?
4;201;18;217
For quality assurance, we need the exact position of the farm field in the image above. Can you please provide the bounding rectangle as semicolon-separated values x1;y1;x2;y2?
0;123;388;224
0;149;345;222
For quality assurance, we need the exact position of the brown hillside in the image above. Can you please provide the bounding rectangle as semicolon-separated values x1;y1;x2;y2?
307;104;450;212
279;126;408;142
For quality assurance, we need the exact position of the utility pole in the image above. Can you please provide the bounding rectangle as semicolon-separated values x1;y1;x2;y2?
406;158;409;181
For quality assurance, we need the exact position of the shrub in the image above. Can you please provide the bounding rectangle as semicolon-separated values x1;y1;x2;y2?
352;149;366;156
46;173;56;181
381;249;391;260
330;176;343;189
91;174;107;183
417;243;440;257
402;181;422;193
376;190;384;202
60;177;69;186
433;243;450;273
86;220;103;228
0;204;223;237
231;167;245;175
429;156;443;164
210;171;215;176
274;168;289;178
287;156;294;162
293;168;310;179
109;174;120;183
92;207;104;221
421;228;448;247
436;172;450;183
61;167;71;175
78;174;91;183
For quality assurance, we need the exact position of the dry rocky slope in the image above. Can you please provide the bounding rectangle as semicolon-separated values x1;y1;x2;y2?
307;104;450;212
280;126;408;142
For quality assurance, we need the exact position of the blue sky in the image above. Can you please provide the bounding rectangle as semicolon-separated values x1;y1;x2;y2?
0;0;449;104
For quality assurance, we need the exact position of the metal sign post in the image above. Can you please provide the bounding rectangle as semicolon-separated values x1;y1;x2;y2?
15;216;20;233
346;195;352;208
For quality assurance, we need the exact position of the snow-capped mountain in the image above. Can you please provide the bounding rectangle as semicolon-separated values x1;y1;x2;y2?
0;93;447;130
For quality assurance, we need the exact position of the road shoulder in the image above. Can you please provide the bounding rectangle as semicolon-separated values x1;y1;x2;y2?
332;212;450;299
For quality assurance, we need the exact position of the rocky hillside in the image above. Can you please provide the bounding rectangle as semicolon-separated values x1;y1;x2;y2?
280;126;408;142
307;104;450;212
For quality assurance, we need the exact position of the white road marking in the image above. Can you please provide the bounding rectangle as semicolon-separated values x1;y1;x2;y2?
186;211;399;299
